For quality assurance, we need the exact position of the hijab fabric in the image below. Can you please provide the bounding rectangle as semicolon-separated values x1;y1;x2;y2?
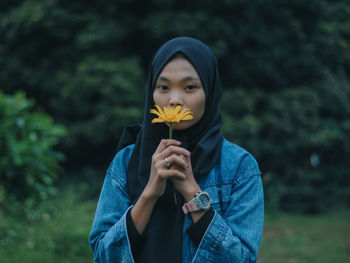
117;37;224;263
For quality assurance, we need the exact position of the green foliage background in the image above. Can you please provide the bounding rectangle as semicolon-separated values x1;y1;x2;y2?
0;91;66;200
1;0;349;212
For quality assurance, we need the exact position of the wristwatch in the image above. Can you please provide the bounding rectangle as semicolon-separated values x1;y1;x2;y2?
182;191;211;214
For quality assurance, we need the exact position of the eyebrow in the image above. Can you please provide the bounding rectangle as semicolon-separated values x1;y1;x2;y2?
157;76;201;83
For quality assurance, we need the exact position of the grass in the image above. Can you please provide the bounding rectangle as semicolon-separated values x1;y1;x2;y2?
0;186;349;262
0;185;96;263
259;211;350;263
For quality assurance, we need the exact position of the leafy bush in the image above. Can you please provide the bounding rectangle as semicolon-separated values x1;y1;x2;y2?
222;73;350;212
0;91;66;201
51;56;145;168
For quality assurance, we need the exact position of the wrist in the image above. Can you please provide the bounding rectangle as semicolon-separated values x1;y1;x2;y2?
132;189;158;235
141;188;159;204
183;185;201;202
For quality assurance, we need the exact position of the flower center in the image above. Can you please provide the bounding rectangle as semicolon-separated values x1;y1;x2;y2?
167;113;177;122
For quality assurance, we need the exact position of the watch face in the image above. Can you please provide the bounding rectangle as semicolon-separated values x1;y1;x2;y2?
198;193;210;208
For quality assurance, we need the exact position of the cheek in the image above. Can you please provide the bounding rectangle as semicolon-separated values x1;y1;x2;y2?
192;95;206;121
196;100;205;120
153;91;165;106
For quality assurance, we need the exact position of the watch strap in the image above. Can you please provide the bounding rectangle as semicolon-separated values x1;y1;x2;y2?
182;191;211;214
182;201;198;214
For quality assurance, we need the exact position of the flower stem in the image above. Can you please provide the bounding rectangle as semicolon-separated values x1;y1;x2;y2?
168;123;176;205
169;123;173;139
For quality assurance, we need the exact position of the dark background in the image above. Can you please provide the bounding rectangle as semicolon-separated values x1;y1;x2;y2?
1;0;350;213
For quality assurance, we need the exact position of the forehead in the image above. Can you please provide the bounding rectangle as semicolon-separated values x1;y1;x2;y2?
158;57;200;79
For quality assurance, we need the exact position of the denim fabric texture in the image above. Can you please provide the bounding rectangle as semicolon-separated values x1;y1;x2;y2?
89;138;264;263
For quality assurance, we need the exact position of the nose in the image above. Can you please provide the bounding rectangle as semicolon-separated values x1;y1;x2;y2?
169;90;183;108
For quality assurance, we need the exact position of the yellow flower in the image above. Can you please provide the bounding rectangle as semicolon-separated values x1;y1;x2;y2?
150;104;193;204
150;105;194;124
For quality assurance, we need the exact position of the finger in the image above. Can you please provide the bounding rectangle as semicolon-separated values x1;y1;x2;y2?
154;139;181;154
171;154;191;170
167;154;187;170
152;140;182;165
178;154;190;169
158;169;186;180
153;156;183;171
155;156;185;171
158;145;190;160
183;155;191;169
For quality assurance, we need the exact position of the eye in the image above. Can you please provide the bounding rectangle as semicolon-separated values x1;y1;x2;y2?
185;85;197;91
157;85;169;91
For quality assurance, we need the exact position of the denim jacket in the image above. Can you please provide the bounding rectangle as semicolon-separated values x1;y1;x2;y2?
89;138;264;263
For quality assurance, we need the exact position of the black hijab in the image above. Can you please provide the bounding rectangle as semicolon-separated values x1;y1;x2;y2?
117;37;224;263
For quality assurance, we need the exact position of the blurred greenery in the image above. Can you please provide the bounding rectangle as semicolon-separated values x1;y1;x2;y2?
0;91;66;201
0;0;349;211
260;210;350;262
0;186;95;263
1;1;350;261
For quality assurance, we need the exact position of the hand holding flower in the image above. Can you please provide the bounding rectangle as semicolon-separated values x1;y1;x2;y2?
150;105;194;204
143;139;190;200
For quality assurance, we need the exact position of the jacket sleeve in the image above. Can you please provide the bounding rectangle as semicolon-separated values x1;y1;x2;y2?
193;174;264;263
89;151;135;263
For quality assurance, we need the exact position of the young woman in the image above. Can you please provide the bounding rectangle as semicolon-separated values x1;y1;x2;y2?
89;37;264;263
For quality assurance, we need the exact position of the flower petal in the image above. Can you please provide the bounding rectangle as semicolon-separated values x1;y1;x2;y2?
155;105;165;118
180;115;194;120
150;105;193;125
163;106;171;116
155;104;163;113
174;105;182;114
150;108;161;117
178;109;194;120
151;118;166;123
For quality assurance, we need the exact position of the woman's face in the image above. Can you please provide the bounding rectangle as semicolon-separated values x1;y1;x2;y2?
153;57;206;130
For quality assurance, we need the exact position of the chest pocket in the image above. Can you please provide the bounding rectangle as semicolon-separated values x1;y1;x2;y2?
201;183;232;216
197;159;235;216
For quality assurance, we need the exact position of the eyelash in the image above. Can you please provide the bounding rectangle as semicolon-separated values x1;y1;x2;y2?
185;85;197;91
156;85;197;91
157;85;169;91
